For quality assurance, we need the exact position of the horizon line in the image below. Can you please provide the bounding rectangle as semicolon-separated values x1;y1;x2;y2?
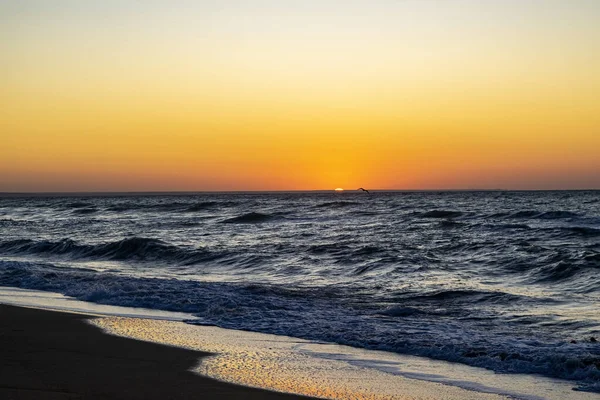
1;188;599;196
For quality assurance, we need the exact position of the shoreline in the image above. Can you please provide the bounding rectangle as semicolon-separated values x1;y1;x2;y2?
0;304;311;400
1;292;597;400
0;302;510;400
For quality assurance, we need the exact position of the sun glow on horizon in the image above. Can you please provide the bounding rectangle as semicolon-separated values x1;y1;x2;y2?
1;1;600;191
334;188;344;192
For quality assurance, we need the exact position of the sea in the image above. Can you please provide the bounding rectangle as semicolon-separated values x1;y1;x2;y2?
1;191;599;393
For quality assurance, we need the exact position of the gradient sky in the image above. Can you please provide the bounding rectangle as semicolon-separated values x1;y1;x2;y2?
1;0;599;191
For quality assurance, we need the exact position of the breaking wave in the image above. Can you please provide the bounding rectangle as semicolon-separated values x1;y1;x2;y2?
0;237;218;265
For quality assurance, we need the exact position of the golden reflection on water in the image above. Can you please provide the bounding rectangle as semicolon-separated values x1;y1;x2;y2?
93;317;505;400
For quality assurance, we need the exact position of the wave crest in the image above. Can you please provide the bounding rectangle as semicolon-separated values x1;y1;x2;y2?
0;237;218;264
221;212;275;224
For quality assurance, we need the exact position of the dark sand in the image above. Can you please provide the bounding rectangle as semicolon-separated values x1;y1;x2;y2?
0;305;313;400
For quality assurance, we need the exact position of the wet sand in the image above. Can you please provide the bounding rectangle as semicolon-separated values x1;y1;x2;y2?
0;304;311;400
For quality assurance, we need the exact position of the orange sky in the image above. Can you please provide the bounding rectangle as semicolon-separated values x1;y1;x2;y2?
1;1;599;191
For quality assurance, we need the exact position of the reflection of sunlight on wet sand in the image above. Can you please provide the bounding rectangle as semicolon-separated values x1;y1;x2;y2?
93;317;505;400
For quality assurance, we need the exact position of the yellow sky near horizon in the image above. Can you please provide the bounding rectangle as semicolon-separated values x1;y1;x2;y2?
1;0;599;191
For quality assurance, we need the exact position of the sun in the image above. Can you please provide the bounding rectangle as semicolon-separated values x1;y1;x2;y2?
334;188;344;192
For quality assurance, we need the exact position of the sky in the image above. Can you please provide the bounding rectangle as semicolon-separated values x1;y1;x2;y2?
1;0;599;191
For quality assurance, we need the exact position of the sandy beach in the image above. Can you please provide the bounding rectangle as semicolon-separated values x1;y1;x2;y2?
0;304;310;400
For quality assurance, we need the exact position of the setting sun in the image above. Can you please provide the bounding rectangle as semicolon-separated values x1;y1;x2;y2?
334;188;344;192
1;1;599;192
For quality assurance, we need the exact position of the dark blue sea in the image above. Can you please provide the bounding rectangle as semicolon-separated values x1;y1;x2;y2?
1;191;599;392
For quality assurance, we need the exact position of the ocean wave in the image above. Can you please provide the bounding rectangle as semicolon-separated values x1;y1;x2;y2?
438;219;466;228
585;252;600;263
64;201;94;209
0;218;21;226
0;237;219;264
509;210;580;220
565;227;600;237
308;243;351;255
377;306;426;317
107;202;189;212
509;211;543;219
106;204;137;212
421;210;463;218
221;212;277;224
306;244;394;267
532;262;585;283
107;201;237;213
314;201;359;209
350;210;380;216
529;253;600;284
72;207;98;215
352;245;385;256
186;201;222;212
538;211;581;219
477;222;531;231
406;289;525;304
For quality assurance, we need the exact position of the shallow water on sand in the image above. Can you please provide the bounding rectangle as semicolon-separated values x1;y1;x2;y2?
0;191;599;392
94;315;598;400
